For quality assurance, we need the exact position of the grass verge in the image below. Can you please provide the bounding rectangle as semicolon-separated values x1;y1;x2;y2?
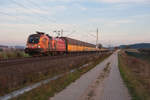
118;53;150;100
11;54;111;100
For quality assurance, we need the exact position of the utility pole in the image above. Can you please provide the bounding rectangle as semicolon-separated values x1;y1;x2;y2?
96;28;99;48
61;29;63;37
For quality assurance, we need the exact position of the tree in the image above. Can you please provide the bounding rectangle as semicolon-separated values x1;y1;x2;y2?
97;43;102;49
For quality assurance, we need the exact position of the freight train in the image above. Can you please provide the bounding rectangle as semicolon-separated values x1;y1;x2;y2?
25;32;101;56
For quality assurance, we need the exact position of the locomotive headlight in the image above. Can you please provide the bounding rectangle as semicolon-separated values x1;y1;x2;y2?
38;45;41;48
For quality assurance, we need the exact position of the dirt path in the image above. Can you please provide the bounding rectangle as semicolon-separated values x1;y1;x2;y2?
79;62;111;100
50;51;131;100
101;51;131;100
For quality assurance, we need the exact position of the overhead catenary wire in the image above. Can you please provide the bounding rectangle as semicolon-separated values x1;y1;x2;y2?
25;0;61;31
0;12;11;16
0;11;37;24
10;0;56;23
3;0;99;44
0;0;54;25
26;0;40;8
88;32;96;38
63;30;97;44
64;30;76;37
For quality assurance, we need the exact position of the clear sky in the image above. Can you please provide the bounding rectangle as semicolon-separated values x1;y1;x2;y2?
0;0;150;47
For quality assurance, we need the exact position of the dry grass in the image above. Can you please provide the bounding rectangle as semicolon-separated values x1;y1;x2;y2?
118;51;150;100
11;53;111;100
0;53;111;96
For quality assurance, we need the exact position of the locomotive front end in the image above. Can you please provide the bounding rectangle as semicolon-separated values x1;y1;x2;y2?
25;34;43;55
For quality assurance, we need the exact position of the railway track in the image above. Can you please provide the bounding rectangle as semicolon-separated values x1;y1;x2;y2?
0;52;104;67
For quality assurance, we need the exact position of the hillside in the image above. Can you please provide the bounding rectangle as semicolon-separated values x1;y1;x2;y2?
119;43;150;49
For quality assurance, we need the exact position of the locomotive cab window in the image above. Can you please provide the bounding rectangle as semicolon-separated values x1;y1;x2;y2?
28;36;40;44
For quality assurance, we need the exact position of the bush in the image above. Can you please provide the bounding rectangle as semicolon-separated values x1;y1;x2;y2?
0;48;3;52
0;50;30;59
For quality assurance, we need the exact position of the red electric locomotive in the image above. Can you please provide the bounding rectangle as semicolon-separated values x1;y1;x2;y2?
25;32;66;55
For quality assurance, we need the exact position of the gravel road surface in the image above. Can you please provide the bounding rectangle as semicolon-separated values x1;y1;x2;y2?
50;51;131;100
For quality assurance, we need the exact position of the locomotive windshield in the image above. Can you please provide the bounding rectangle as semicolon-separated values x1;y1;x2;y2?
28;36;40;44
